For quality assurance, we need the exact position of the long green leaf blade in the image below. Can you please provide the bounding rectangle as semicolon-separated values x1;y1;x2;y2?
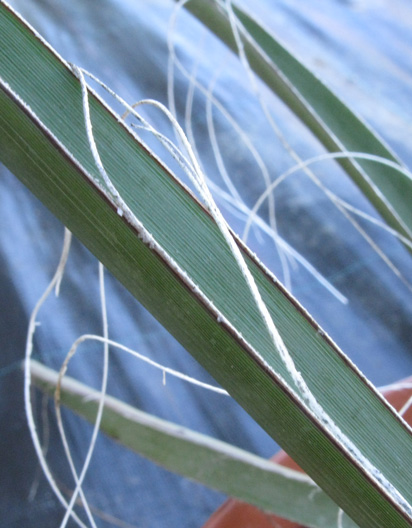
1;3;412;526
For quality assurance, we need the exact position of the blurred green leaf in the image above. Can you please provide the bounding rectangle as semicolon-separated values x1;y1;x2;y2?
185;0;412;247
30;359;357;528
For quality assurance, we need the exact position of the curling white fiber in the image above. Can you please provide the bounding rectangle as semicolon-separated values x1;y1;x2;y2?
56;263;109;528
243;150;412;291
243;151;412;240
24;230;93;528
58;334;228;396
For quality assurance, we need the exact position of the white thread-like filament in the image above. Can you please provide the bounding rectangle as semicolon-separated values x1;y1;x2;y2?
24;230;91;528
337;508;344;528
243;151;412;291
56;263;109;528
58;334;228;395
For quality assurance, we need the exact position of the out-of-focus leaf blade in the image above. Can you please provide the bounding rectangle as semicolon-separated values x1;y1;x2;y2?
30;360;357;528
185;0;412;246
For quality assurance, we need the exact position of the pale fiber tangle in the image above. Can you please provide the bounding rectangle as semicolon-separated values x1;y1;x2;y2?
21;60;232;524
169;0;412;305
73;58;412;520
74;63;305;416
22;51;411;528
242;151;412;292
219;0;412;242
24;231;92;528
26;64;313;525
222;0;412;293
25;233;229;528
168;0;349;303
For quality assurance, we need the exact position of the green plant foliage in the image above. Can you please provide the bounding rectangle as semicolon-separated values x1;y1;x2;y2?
1;2;412;527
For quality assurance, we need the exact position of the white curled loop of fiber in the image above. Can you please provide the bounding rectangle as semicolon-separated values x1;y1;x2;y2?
55;263;109;528
243;151;412;244
70;63;412;518
242;150;412;292
211;0;412;292
24;229;93;528
224;0;412;291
